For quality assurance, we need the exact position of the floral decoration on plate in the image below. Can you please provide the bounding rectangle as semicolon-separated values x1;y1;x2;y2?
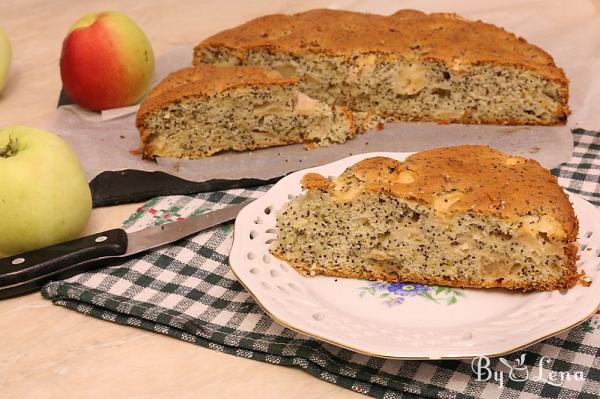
359;281;466;306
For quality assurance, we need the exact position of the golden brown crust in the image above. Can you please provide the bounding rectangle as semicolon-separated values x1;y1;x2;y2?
194;8;569;85
303;146;579;243
376;110;567;127
136;64;297;127
301;173;334;191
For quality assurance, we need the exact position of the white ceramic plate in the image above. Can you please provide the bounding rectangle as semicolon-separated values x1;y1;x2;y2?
229;152;600;359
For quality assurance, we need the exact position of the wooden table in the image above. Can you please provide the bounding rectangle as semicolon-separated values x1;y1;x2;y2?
0;1;362;397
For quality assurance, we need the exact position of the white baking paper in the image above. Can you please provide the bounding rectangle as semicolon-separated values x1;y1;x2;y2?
46;0;598;182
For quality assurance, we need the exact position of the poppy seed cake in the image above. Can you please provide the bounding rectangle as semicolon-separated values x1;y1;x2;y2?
195;9;570;125
136;65;368;159
270;145;580;291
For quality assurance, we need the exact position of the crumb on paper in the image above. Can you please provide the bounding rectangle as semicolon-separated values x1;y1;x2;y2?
581;279;592;287
129;148;143;155
527;146;541;154
120;135;126;139
579;272;592;287
501;127;521;135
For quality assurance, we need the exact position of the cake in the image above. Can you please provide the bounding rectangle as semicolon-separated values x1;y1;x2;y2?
194;9;570;125
136;65;369;159
270;145;580;291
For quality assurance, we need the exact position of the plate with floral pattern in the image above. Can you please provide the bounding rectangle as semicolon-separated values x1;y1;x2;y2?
229;152;600;359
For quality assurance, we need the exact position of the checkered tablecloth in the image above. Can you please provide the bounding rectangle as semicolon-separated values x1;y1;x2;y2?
42;129;600;399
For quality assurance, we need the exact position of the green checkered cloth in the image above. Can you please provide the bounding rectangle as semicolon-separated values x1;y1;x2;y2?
42;129;600;399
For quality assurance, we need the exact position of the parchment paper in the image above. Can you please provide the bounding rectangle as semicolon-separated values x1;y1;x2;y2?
47;0;599;182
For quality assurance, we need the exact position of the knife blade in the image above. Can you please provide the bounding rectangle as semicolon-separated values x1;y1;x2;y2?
0;200;253;299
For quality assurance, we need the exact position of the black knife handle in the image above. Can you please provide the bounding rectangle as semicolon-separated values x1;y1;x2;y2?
90;169;284;208
0;229;128;299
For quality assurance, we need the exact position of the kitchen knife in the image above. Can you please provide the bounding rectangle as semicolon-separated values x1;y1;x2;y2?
0;200;253;299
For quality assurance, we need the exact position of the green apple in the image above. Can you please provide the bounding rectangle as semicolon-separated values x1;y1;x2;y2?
0;126;92;258
0;26;11;93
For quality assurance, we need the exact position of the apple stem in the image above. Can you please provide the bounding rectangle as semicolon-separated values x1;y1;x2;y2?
0;135;18;158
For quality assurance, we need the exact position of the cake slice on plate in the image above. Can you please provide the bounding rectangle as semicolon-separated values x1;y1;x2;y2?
270;145;580;291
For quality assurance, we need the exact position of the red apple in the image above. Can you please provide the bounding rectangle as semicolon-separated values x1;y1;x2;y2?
60;11;155;111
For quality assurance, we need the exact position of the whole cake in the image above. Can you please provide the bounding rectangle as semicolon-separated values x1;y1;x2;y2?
136;65;368;159
270;145;580;291
195;9;569;125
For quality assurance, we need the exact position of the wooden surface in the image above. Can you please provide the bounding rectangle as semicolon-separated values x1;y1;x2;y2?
0;1;362;397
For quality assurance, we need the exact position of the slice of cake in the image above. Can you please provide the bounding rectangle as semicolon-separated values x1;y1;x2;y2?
136;65;368;159
194;9;570;125
270;145;580;291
